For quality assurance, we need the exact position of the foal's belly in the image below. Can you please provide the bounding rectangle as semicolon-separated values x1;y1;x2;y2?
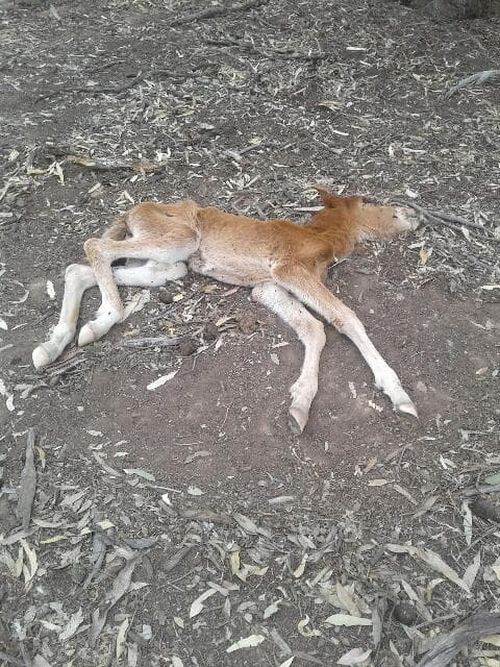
188;249;271;287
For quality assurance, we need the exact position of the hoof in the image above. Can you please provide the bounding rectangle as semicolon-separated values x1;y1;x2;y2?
396;400;419;419
32;344;52;369
288;406;308;435
78;323;97;347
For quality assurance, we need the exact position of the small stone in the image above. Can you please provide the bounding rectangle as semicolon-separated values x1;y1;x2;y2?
392;602;417;625
179;339;197;356
415;380;427;393
203;322;219;341
470;498;500;523
159;288;174;304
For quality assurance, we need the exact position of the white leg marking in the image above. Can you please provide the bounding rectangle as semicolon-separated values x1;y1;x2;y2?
252;282;326;434
33;264;96;369
33;261;188;367
272;265;418;418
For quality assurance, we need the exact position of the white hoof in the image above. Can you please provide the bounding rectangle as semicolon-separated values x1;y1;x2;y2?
288;404;309;435
32;344;52;369
78;323;98;347
396;399;419;419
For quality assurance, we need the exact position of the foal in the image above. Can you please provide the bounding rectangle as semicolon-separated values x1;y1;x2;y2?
33;188;419;433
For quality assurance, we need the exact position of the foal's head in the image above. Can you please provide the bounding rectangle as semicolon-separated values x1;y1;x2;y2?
310;187;420;249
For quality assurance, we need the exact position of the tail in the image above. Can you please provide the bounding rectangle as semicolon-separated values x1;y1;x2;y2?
102;214;129;240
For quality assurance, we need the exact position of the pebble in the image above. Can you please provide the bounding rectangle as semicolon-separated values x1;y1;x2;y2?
179;338;197;356
392;602;417;625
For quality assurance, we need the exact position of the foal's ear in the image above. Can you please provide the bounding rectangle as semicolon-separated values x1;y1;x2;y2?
314;186;342;208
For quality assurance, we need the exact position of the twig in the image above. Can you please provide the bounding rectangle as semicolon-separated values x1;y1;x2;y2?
393;200;493;235
462;483;500;497
123;336;184;349
35;74;143;103
427;208;491;231
170;0;269;26
207;38;326;61
40;353;87;377
447;69;500;97
416;612;500;667
16;429;36;531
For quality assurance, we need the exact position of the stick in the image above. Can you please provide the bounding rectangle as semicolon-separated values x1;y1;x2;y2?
427;208;491;231
123;336;184;348
170;0;269;26
416;612;500;667
35;74;143;103
393;200;493;235
447;69;500;97
16;429;36;531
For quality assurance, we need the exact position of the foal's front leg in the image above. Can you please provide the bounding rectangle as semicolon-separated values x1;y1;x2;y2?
252;282;326;434
272;264;418;418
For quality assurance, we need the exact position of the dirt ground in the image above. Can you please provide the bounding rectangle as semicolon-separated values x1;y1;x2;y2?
1;1;500;666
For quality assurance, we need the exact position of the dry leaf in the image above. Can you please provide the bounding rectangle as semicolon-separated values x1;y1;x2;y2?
462;502;473;546
123;289;150;320
337;648;372;665
298;615;321;637
293;553;308;578
59;608;84;641
116;617;129;659
46;280;56;300
147;370;178;391
123;468;155;481
234;512;259;534
324;614;372;627
229;550;240;575
368;479;388;487
463;551;481;590
21;539;38;586
386;544;470;593
33;656;52;667
107;556;140;607
189;589;216;618
336;582;360;616
226;634;265;653
263;600;280;619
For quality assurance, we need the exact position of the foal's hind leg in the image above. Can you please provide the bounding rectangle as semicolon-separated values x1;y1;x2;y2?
79;232;197;346
252;282;326;434
32;263;96;369
32;260;187;369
